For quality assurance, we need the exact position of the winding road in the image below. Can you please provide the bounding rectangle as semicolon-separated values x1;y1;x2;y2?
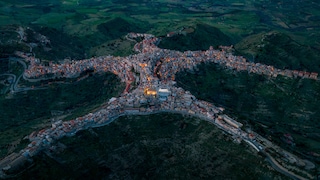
0;73;16;93
0;57;46;94
264;152;308;180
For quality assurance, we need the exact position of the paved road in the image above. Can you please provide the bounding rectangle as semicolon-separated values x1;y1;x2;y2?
9;57;27;69
9;58;27;93
264;152;308;180
0;57;46;93
0;73;16;93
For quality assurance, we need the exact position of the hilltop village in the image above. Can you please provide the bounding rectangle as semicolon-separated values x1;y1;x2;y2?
0;33;317;179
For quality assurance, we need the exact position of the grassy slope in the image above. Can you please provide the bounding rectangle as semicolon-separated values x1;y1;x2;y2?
18;113;287;179
158;23;233;51
0;73;124;158
176;63;320;162
235;32;320;73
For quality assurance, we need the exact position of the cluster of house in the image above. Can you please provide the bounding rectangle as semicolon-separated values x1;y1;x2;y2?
2;32;317;178
23;56;130;81
217;53;319;80
0;73;247;177
20;31;318;88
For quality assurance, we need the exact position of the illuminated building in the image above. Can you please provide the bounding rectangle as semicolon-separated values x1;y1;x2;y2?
144;88;157;96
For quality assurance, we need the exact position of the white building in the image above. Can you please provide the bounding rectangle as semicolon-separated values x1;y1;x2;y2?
158;88;171;101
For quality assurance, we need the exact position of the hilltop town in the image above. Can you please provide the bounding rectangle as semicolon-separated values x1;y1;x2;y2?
0;33;317;179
